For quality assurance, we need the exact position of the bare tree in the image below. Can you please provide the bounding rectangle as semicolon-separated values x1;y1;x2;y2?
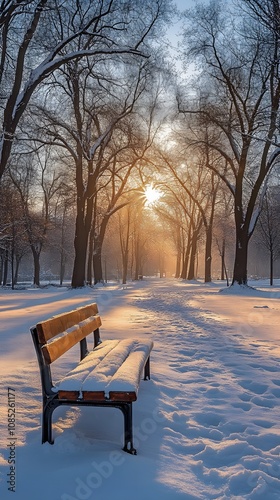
118;206;131;285
255;189;280;285
0;0;163;180
179;0;280;286
33;57;159;286
214;188;234;284
0;178;29;287
158;149;220;282
9;150;65;285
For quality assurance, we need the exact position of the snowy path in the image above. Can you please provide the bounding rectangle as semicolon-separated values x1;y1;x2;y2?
129;281;280;499
0;279;280;499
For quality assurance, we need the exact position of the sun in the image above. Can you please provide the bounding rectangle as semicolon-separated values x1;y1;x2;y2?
144;185;162;205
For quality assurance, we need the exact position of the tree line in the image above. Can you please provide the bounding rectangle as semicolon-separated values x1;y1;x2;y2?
1;0;280;288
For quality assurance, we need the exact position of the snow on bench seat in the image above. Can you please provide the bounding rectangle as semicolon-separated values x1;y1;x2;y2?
57;338;153;402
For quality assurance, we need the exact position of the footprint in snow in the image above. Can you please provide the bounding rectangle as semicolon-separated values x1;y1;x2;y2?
251;396;276;408
194;411;224;427
253;419;274;429
231;401;252;411
239;380;268;394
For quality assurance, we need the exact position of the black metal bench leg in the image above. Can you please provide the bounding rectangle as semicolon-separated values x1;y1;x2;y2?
42;398;57;444
119;403;137;455
144;356;150;380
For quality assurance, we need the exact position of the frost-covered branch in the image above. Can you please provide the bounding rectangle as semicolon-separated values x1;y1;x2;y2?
0;0;154;180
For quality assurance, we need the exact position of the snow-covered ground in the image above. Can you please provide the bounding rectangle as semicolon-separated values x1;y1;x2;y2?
1;278;280;499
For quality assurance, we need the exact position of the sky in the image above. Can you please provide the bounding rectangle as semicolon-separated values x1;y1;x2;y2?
166;0;198;76
1;277;280;499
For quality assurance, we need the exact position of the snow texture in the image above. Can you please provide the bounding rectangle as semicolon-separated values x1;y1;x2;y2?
1;278;280;499
58;338;153;396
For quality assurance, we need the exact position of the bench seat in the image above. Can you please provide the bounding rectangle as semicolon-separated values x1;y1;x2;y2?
57;338;153;402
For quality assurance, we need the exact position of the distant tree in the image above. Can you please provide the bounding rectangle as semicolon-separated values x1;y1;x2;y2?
49;183;76;286
9;150;65;285
156;199;184;278
90;163;134;285
159;149;220;283
0;180;29;287
132;205;147;280
117;206;131;285
214;189;234;284
255;189;280;285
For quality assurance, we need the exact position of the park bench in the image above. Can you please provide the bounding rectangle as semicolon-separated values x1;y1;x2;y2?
31;302;153;455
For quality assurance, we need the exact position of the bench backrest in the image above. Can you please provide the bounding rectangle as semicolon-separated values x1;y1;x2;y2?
35;303;102;365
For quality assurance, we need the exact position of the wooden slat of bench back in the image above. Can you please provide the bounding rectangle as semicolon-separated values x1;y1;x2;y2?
36;303;99;343
41;315;102;364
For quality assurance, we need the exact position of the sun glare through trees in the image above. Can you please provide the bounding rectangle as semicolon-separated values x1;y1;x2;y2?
144;185;162;207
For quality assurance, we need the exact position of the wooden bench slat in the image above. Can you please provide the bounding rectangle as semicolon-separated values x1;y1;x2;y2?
81;391;106;402
58;390;106;401
42;315;102;364
37;303;99;342
57;390;80;400
109;392;137;402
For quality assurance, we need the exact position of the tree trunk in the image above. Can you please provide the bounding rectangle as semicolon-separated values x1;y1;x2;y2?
134;237;141;280
270;248;274;286
180;246;190;279
187;220;202;280
93;244;103;284
59;207;66;286
87;228;94;285
121;232;129;284
159;252;165;278
180;224;192;279
221;238;225;280
72;153;95;288
204;225;212;283
119;211;130;285
187;230;200;280
0;251;3;285
219;238;229;285
71;219;88;287
11;255;20;288
59;251;66;286
122;253;128;284
0;125;16;181
14;256;21;286
174;226;182;278
11;246;15;290
31;247;40;286
92;216;110;285
203;173;216;284
231;226;249;285
3;249;9;285
187;244;196;280
175;251;181;278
